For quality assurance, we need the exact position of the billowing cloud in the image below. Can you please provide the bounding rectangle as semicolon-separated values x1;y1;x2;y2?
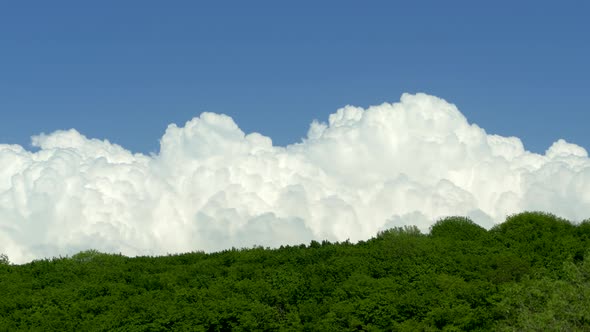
1;93;589;263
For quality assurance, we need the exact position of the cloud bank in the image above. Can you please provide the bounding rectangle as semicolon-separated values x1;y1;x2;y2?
2;93;589;263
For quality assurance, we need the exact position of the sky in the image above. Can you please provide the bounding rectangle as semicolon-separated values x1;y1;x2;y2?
1;1;589;154
2;2;590;263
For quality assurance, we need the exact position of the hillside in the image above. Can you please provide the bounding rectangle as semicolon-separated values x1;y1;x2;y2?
1;212;590;331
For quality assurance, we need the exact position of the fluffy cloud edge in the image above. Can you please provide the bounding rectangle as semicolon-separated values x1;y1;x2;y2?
1;93;589;263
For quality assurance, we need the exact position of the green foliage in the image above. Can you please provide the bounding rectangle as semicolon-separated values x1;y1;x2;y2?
72;249;106;263
430;216;488;241
377;225;422;239
493;255;590;331
0;253;9;265
490;211;582;273
0;212;589;331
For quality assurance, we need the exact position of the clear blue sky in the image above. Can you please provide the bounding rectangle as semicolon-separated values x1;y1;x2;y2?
1;1;588;154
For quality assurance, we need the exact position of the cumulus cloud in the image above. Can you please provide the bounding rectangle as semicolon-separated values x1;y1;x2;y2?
1;93;589;263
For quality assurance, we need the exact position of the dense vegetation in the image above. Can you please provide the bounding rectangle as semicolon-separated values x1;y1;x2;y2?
1;212;590;331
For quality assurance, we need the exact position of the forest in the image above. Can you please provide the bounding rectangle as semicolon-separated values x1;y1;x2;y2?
1;212;590;331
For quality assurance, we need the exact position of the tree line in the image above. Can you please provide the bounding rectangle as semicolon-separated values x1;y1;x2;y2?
1;212;589;331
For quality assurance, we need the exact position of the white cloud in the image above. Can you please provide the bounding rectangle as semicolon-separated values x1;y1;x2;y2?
1;93;589;263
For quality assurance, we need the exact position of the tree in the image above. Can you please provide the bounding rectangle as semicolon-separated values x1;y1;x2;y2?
429;216;487;241
0;253;9;265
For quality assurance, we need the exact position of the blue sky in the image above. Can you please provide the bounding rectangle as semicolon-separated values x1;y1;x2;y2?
1;1;588;154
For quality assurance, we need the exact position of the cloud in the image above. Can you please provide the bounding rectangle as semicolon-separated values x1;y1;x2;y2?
1;93;589;263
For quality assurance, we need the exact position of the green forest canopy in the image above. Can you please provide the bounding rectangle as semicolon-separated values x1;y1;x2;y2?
1;212;590;331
